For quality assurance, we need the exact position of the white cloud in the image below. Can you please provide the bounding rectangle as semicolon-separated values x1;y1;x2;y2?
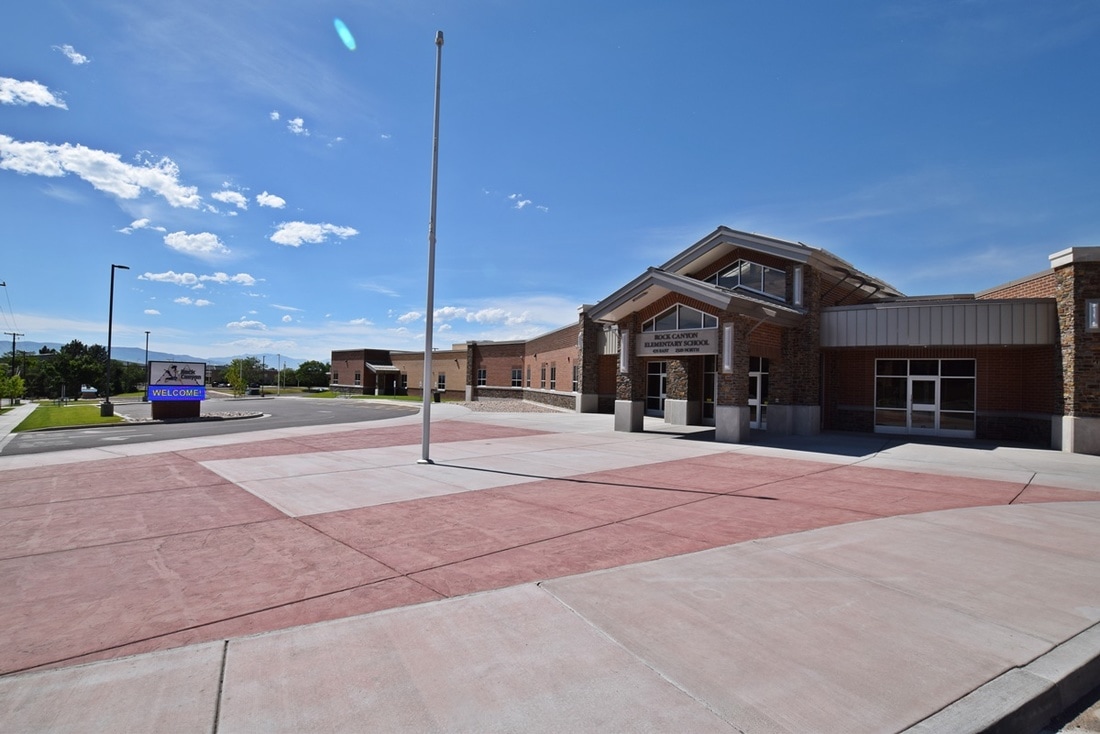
256;191;286;208
349;317;372;325
0;77;67;108
139;270;256;288
201;272;257;286
505;192;548;212
211;189;248;210
433;306;529;325
287;117;309;136
144;309;161;316
282;314;292;323
174;296;213;306
164;231;230;256
269;110;280;121
0;135;201;207
227;319;267;330
53;44;90;65
140;270;199;286
117;217;167;234
396;311;422;324
270;221;358;247
272;304;302;311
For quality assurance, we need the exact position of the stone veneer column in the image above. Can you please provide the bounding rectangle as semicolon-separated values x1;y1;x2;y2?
771;265;822;436
576;310;600;413
614;316;645;432
1051;247;1100;455
464;342;478;402
663;358;699;426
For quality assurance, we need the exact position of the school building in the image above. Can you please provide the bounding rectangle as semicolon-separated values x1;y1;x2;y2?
332;226;1100;455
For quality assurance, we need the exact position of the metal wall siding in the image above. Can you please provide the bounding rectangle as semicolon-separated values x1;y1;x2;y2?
820;301;1056;347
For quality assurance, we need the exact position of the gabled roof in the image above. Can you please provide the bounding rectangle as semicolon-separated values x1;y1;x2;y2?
662;226;903;300
586;267;805;327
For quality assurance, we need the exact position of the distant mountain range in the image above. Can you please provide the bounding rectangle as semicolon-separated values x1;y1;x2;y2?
4;341;308;370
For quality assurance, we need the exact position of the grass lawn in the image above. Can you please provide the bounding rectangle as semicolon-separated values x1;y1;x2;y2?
12;403;124;432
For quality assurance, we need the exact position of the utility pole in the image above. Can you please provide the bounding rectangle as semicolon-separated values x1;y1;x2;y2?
4;332;22;375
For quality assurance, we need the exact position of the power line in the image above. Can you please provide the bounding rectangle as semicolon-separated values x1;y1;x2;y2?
4;331;23;376
0;281;17;333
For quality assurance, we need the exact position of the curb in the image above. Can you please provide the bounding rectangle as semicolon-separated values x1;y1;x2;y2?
905;623;1100;733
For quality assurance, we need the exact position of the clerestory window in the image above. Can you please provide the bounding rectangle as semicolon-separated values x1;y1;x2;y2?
708;259;786;301
642;304;718;332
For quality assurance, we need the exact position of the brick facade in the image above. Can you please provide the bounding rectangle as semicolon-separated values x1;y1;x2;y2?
330;228;1099;452
822;345;1060;443
977;271;1058;300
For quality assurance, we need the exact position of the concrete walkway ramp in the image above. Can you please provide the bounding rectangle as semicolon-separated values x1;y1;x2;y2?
2;501;1098;733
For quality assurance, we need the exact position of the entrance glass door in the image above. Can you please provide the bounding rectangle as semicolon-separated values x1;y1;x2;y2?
702;355;716;425
909;377;938;433
874;359;975;439
749;357;769;429
646;361;667;417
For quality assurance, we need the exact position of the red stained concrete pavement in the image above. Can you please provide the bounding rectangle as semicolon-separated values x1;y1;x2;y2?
1;417;1096;678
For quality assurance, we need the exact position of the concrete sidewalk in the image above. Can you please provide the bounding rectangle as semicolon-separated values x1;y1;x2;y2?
1;404;1098;732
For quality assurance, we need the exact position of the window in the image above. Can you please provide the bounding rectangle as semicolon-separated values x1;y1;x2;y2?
550;363;557;390
511;367;523;387
526;366;531;388
400;373;408;391
874;359;976;437
572;364;579;392
437;373;446;390
642;304;718;332
708;259;786;301
332;371;339;384
354;371;361;386
477;368;487;386
540;364;546;389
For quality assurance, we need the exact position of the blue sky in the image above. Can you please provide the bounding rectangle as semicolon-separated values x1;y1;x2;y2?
1;1;1097;363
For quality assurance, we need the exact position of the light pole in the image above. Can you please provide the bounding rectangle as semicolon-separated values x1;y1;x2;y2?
419;30;444;465
142;330;150;401
102;263;129;417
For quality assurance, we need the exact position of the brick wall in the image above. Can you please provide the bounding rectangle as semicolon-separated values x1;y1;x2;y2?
392;349;466;398
525;323;580;394
777;266;822;405
978;271;1057;300
821;345;1060;443
330;349;387;394
469;341;525;390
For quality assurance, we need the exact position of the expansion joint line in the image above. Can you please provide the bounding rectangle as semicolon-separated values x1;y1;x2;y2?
212;640;229;734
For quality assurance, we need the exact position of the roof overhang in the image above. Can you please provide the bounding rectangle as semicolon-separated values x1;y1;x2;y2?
660;226;903;301
588;268;805;327
365;362;400;373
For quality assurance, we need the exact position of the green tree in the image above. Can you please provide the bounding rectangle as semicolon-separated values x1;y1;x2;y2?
0;373;25;406
224;357;262;396
297;360;330;388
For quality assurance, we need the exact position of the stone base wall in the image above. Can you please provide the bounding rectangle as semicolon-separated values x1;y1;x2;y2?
473;386;576;410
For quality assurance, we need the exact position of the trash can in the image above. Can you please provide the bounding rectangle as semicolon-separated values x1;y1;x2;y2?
433;390;441;403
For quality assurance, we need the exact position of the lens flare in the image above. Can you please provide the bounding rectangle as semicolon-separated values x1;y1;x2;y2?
334;18;356;51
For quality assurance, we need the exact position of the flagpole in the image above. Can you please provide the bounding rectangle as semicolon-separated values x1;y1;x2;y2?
419;30;444;465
